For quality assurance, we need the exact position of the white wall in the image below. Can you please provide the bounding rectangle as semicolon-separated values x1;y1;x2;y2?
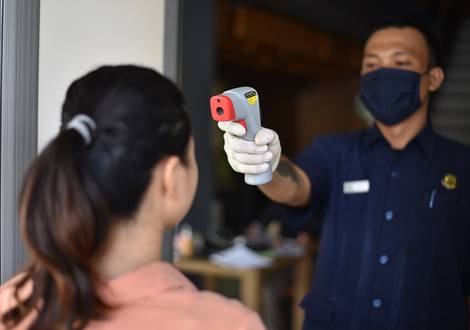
38;0;166;150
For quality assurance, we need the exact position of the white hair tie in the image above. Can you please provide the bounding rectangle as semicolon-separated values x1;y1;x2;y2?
65;114;97;145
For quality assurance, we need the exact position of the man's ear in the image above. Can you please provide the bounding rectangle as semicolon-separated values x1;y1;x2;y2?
428;66;445;92
161;156;180;200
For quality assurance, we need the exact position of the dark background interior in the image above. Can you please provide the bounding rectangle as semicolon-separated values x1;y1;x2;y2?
180;0;469;242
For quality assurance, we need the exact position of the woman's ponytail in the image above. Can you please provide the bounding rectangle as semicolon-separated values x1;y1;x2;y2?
3;128;112;329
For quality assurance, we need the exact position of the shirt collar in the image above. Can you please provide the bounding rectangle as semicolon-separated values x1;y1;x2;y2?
360;124;382;150
101;261;196;303
415;121;436;160
360;121;436;159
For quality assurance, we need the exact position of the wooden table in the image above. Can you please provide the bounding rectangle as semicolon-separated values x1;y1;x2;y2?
175;242;317;330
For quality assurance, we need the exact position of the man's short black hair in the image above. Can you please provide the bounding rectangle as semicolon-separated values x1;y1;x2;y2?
366;16;443;68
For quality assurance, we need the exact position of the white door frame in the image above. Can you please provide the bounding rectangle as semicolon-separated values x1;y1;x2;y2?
0;0;40;283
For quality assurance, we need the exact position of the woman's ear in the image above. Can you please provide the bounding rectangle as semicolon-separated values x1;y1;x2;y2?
161;156;180;200
159;155;190;228
428;66;445;92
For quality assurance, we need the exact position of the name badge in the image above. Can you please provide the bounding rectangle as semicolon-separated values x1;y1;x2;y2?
343;180;370;194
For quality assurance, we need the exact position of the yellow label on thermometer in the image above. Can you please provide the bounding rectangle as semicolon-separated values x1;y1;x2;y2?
247;95;258;105
244;91;258;105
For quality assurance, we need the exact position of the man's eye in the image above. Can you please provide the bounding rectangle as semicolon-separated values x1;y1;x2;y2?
365;63;376;68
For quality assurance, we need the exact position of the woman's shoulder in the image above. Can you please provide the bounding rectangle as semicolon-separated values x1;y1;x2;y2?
181;290;266;330
155;265;265;329
102;290;266;330
95;263;266;330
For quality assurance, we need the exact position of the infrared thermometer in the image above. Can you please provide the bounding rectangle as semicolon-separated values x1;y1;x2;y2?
210;86;272;185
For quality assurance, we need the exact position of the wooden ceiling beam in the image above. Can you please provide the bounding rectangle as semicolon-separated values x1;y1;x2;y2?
217;0;362;78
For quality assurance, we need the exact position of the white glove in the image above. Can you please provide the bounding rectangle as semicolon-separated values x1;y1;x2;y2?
218;121;281;175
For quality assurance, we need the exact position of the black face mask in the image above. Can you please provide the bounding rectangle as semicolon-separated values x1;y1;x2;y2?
359;67;423;126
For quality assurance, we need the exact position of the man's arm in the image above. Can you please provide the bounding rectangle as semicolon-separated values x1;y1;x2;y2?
259;156;311;207
218;122;311;207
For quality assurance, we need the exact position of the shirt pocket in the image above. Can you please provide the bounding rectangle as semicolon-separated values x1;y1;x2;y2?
414;190;469;262
427;190;467;209
416;190;469;320
420;190;467;236
301;289;344;329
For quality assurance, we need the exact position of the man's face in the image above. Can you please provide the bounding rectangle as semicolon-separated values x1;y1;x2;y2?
361;27;430;75
361;26;444;106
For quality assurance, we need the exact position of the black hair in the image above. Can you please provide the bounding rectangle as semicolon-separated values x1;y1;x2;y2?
367;16;443;68
1;65;191;329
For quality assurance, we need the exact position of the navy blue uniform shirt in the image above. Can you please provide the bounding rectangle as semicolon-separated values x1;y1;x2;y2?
286;123;470;330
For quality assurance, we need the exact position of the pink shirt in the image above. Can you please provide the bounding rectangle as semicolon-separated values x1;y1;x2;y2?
0;262;265;330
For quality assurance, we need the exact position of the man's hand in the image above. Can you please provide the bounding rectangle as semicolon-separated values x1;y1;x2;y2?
218;121;281;176
218;121;309;206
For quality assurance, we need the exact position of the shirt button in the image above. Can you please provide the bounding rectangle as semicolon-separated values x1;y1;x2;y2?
391;170;400;178
372;298;382;308
385;210;394;221
379;255;389;264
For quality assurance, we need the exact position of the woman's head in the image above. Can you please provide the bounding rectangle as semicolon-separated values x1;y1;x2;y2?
2;65;197;329
60;64;196;223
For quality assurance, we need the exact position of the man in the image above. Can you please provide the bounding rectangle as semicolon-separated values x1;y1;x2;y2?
218;18;470;330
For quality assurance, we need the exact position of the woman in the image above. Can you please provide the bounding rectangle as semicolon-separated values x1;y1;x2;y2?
0;65;265;330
